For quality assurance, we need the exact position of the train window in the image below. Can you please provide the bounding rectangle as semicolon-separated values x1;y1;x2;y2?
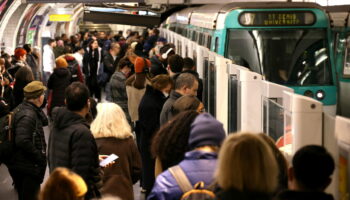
228;73;238;133
177;40;182;55
203;58;209;111
226;29;333;86
198;33;203;45
262;97;284;141
191;31;195;41
207;36;212;49
182;28;188;37
343;36;350;78
209;61;216;116
214;37;219;53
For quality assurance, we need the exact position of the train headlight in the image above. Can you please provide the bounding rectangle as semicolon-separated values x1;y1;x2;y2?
303;90;314;98
315;90;325;100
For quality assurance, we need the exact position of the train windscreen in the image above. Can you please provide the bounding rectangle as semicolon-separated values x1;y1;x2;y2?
226;29;333;86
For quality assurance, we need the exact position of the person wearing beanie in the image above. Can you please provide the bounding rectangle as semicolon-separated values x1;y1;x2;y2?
12;65;35;108
148;113;226;200
7;80;48;200
149;37;167;58
47;57;72;116
8;47;31;78
125;51;151;122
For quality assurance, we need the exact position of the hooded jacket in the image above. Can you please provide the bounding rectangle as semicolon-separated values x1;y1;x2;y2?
48;107;101;199
148;150;217;200
47;68;71;115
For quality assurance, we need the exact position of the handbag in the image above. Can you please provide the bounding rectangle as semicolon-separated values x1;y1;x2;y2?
97;62;109;86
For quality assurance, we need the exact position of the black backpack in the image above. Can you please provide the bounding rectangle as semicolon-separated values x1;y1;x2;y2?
0;110;16;164
67;59;80;82
169;165;216;200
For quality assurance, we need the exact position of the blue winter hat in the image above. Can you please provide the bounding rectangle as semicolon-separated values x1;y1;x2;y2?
157;37;167;43
189;113;226;149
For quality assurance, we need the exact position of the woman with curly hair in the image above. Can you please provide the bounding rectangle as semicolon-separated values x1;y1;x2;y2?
152;110;199;176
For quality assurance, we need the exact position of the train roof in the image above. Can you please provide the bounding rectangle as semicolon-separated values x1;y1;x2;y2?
165;2;325;29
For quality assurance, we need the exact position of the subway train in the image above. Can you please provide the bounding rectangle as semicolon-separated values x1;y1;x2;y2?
160;2;350;120
161;5;350;198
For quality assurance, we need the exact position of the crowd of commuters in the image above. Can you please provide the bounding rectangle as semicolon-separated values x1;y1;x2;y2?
0;28;336;200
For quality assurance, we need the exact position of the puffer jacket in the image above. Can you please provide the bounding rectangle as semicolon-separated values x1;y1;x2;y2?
48;107;101;199
7;101;48;182
148;150;217;200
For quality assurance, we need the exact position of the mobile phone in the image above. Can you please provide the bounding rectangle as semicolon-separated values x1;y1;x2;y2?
99;154;118;167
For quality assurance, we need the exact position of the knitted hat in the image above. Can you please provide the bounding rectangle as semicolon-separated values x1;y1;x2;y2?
14;48;27;60
55;57;68;68
189;113;226;149
157;37;167;43
23;81;46;99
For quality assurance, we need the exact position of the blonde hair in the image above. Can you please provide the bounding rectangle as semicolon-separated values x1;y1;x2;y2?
215;133;278;193
39;167;87;200
91;102;133;139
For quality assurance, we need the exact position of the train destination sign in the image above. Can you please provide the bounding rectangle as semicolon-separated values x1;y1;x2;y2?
239;11;316;26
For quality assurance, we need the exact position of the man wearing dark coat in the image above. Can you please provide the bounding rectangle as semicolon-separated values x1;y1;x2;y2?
48;82;101;200
7;81;48;200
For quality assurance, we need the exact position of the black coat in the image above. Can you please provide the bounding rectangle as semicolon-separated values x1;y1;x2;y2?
138;85;167;191
216;188;272;200
150;56;167;77
48;107;101;199
47;68;71;115
8;101;48;182
103;52;119;80
276;190;334;200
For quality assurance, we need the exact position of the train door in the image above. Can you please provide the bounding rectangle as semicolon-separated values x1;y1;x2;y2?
338;32;350;117
214;55;231;132
192;41;198;67
184;37;190;58
202;49;216;117
181;37;186;58
227;64;248;133
176;34;182;56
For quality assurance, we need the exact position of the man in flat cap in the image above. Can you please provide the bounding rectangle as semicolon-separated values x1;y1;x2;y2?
7;81;48;200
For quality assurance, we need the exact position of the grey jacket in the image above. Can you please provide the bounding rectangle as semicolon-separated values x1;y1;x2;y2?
108;71;129;117
159;90;182;125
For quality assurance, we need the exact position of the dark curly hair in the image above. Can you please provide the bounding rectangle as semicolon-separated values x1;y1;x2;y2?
152;110;199;171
